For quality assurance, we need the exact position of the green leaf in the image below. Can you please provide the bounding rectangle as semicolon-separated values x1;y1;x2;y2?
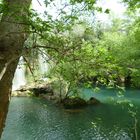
104;9;110;14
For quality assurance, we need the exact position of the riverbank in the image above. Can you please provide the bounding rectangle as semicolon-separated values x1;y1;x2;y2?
11;82;101;109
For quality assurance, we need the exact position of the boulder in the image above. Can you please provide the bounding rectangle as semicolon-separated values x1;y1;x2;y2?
62;97;87;109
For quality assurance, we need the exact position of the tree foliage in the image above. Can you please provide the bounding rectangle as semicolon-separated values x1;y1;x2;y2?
19;0;140;96
1;0;140;95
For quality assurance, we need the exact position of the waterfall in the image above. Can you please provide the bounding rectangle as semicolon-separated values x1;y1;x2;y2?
12;57;26;91
12;50;50;91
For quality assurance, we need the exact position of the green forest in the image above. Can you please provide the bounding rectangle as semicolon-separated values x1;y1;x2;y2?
0;0;140;139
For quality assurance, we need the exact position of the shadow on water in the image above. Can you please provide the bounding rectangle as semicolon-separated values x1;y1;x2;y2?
1;88;140;140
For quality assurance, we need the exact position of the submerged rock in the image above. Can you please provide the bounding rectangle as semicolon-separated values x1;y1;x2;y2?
62;97;87;109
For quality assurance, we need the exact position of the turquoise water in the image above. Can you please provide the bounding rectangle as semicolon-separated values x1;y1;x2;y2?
1;88;140;140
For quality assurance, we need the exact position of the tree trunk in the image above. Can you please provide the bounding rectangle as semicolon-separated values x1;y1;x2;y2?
0;59;19;136
0;0;31;137
124;74;131;88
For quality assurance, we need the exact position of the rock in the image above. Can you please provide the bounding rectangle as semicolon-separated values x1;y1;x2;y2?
62;97;87;109
14;83;54;97
11;90;32;97
87;97;100;105
29;84;53;96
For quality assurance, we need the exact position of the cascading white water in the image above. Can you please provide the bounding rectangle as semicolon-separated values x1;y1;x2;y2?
12;57;26;91
12;50;50;91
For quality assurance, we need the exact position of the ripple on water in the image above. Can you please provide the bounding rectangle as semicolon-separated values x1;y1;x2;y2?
1;97;139;140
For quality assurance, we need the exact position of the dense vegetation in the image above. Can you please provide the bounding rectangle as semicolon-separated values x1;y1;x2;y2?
0;0;140;137
23;2;140;92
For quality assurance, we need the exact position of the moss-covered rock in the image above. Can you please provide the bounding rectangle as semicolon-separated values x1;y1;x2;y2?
62;97;87;109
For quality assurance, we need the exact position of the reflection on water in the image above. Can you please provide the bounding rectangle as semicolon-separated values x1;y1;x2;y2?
1;89;140;140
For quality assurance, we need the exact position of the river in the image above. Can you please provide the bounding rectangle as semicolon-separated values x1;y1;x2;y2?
1;88;140;140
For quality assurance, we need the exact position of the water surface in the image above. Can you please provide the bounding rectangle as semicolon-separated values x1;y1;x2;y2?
1;88;140;140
